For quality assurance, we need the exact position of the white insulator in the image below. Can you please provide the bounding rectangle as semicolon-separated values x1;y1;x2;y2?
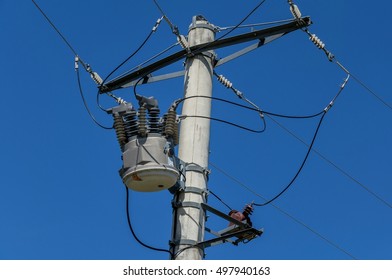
116;97;127;105
310;34;325;49
74;56;79;70
217;75;233;88
177;35;189;49
90;72;103;85
290;4;302;19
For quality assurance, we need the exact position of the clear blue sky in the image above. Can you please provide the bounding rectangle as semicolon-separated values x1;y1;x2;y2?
1;0;391;260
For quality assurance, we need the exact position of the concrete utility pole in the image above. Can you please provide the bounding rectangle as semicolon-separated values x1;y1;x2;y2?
172;16;216;260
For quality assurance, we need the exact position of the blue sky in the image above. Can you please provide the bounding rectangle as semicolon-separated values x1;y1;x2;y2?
1;0;391;260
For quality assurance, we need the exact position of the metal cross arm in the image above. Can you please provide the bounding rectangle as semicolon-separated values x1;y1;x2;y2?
199;203;264;249
101;17;311;93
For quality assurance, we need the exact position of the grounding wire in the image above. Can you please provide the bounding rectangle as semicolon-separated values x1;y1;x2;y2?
125;186;173;258
253;111;327;207
209;162;357;259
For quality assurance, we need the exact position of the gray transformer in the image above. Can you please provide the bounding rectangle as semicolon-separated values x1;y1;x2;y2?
120;134;179;192
110;99;179;192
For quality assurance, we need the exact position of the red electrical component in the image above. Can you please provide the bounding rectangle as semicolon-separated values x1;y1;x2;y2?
228;203;254;227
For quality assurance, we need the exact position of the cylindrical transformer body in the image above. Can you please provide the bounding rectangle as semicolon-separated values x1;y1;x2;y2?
120;134;179;192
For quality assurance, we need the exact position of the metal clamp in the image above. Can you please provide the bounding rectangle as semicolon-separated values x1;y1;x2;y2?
172;201;201;210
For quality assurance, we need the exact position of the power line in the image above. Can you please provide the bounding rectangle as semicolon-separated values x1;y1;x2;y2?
100;16;163;91
209;190;233;211
349;71;392;111
253;112;326;206
267;115;392;209
180;115;267;134
76;66;113;130
209;162;357;259
32;0;78;57
125;187;173;258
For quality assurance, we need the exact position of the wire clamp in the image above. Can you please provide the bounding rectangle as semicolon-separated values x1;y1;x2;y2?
324;101;334;113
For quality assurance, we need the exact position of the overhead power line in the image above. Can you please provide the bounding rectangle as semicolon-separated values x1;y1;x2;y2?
267;115;392;209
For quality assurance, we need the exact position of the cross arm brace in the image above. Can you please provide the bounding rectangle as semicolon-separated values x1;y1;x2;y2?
101;17;311;92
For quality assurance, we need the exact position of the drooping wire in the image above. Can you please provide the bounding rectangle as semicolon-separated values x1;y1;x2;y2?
173;95;325;119
115;42;180;80
209;190;233;211
209;162;357;259
99;17;163;92
267;115;392;209
125;186;173;258
253;111;326;206
75;65;113;130
180;114;266;134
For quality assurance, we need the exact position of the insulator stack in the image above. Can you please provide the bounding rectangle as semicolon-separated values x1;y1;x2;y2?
173;118;179;146
123;110;138;139
178;35;189;49
164;109;177;138
148;107;162;134
113;114;127;151
243;204;254;217
309;34;325;49
90;72;103;85
138;106;148;137
216;74;233;88
290;4;302;20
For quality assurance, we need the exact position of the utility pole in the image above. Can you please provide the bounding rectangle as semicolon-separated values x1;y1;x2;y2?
100;11;311;260
172;16;216;260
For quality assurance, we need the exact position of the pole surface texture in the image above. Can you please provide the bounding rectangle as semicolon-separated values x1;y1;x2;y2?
173;16;215;260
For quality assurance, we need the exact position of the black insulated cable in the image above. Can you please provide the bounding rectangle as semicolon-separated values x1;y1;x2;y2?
125;187;173;258
253;112;327;207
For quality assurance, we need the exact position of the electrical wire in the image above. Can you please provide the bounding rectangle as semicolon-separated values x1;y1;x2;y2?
206;0;268;44
100;18;162;90
350;72;392;111
253;112;326;206
125;186;173;258
209;162;357;259
267;115;392;209
76;67;113;130
209;190;233;211
174;95;324;119
116;42;180;80
180;115;267;134
216;18;297;31
32;0;78;58
172;244;203;260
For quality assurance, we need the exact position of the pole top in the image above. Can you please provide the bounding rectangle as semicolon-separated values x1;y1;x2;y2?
189;15;217;32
